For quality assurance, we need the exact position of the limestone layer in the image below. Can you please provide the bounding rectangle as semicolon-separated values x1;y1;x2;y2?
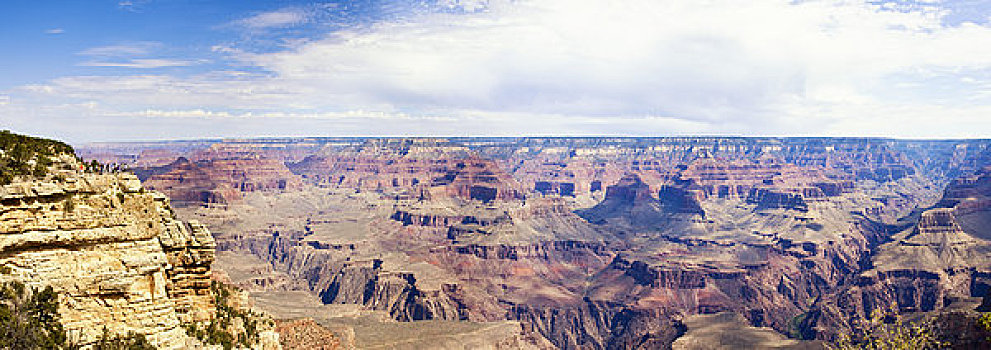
0;167;216;348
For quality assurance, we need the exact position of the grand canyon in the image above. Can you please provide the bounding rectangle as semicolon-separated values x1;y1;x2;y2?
3;135;967;348
4;1;991;348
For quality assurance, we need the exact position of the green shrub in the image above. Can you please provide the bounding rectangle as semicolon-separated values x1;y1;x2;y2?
32;162;47;178
183;281;267;350
0;281;71;349
978;313;991;342
0;130;74;185
0;281;159;349
829;308;946;350
92;328;155;350
789;312;815;340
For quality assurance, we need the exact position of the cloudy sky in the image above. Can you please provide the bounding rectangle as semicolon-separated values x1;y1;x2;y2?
1;0;990;143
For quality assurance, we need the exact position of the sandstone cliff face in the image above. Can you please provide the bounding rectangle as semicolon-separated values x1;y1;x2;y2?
0;156;277;349
0;170;203;348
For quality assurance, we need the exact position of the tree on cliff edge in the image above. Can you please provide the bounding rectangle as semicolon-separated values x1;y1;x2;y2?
0;281;69;349
0;280;155;350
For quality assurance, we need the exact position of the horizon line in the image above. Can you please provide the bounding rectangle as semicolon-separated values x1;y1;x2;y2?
72;134;991;146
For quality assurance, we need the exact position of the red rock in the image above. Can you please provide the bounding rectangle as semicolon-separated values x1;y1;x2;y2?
144;157;303;206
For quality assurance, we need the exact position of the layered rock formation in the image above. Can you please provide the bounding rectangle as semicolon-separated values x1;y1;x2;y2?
429;157;525;203
805;165;991;340
0;169;201;347
0;141;279;349
76;136;991;349
577;173;705;233
287;138;470;192
143;157;303;207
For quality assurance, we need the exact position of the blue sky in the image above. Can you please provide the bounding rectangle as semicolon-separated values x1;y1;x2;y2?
0;1;426;87
2;0;247;87
1;0;990;143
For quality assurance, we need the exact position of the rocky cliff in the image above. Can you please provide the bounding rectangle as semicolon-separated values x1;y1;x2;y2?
577;173;705;233
0;138;279;349
805;165;991;340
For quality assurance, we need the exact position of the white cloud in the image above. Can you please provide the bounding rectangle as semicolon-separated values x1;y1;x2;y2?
439;0;492;12
74;42;201;70
117;1;149;12
234;8;311;29
5;0;991;141
102;108;458;121
79;42;162;57
45;28;64;34
79;58;204;69
235;0;991;132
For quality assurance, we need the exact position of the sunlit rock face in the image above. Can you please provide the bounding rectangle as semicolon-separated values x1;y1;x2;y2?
78;137;991;348
0;159;216;348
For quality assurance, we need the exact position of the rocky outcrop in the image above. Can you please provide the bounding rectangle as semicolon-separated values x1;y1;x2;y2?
315;259;466;321
274;318;343;350
610;256;707;289
391;210;503;228
160;219;217;322
577;174;705;232
442;240;611;261
430;157;525;203
0;170;204;348
656;183;706;216
0;148;278;349
747;188;809;212
510;300;685;350
534;181;577;197
144;157;303;206
803;166;991;341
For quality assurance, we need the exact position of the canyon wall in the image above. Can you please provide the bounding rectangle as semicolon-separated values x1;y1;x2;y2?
78;137;991;348
0;152;279;349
